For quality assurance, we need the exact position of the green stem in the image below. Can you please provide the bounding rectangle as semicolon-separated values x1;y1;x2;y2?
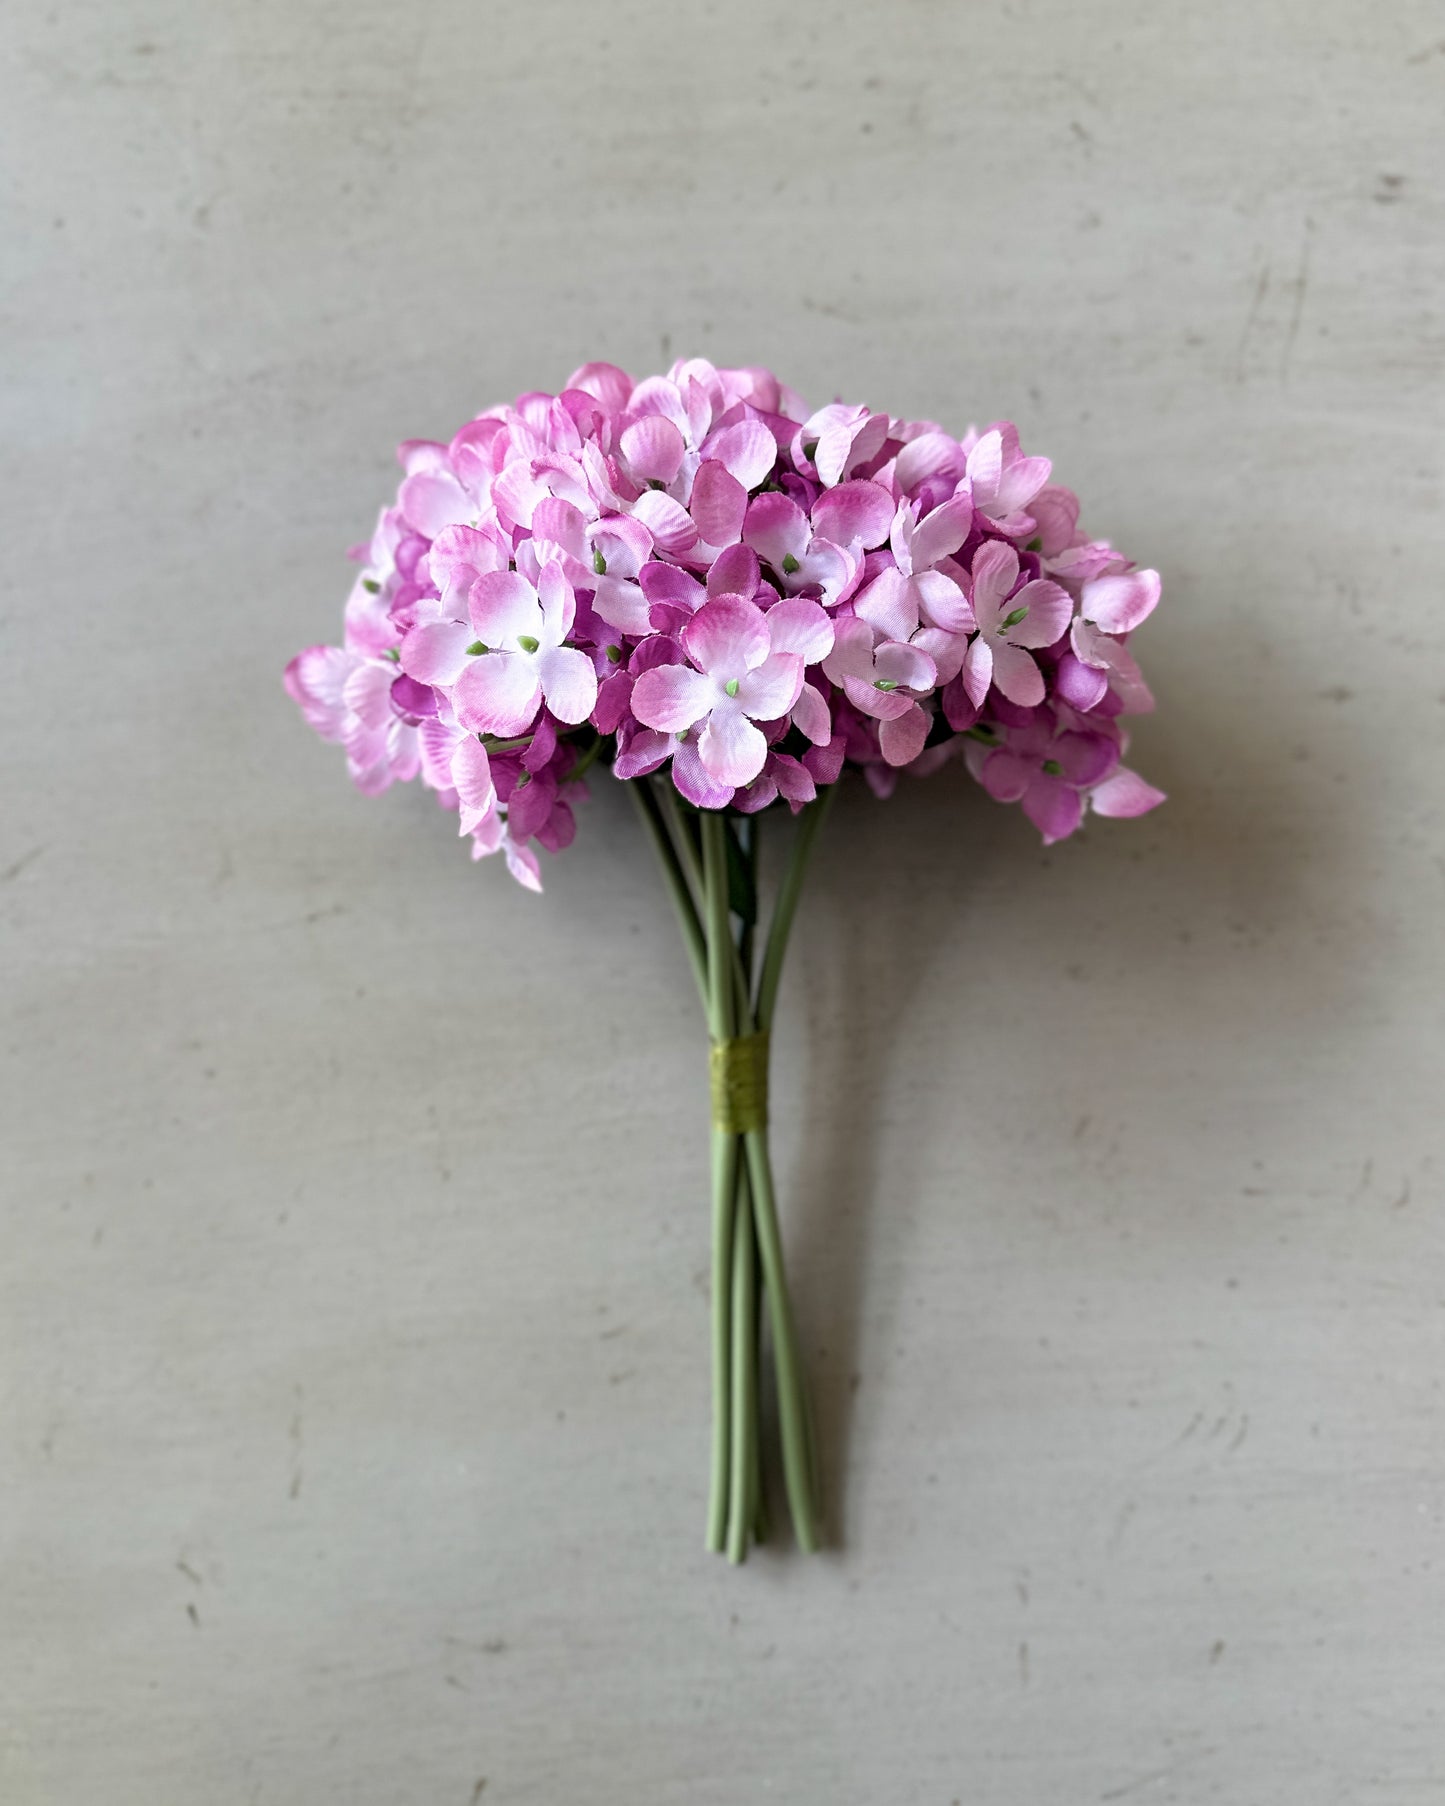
738;813;760;990
707;1128;738;1553
654;778;704;900
744;1126;818;1551
726;1156;759;1563
754;784;835;1033
629;780;706;1007
700;813;739;1553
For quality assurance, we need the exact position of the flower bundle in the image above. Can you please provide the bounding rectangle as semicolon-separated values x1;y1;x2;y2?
287;358;1163;1560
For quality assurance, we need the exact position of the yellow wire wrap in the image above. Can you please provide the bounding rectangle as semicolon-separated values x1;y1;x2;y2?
709;1032;770;1134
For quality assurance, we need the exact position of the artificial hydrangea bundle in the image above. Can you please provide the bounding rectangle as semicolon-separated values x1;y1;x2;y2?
288;358;1164;1561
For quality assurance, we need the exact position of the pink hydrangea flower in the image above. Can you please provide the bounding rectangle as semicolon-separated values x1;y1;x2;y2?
288;357;1165;882
631;597;805;787
962;542;1074;709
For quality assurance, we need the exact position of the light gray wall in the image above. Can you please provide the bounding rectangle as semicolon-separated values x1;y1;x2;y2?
3;4;1442;1802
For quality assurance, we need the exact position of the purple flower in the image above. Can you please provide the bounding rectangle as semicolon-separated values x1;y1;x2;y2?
962;541;1074;709
288;357;1166;887
631;597;804;787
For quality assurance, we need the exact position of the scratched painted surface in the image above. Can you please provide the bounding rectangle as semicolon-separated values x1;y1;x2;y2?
2;4;1443;1802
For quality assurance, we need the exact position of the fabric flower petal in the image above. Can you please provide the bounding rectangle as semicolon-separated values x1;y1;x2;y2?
450;736;496;836
810;480;895;551
689;460;748;548
453;652;544;737
879;702;930;767
620;415;687;486
631;664;713;732
989;639;1045;707
1082;569;1161;635
536;644;599;724
698;707;768;786
1089;766;1166;819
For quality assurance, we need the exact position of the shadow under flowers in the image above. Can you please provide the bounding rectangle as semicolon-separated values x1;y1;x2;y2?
771;622;1376;1552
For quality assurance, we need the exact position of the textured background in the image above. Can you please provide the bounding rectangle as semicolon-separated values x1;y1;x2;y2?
4;3;1443;1802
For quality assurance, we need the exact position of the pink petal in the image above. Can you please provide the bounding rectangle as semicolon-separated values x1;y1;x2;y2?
961;635;993;708
619;415;686;486
811;480;894;550
801;538;862;607
418;717;463;789
453;652;543;737
504;841;544;891
743;493;810;570
627;375;690;436
732;772;778;815
698;707;768;786
854;568;919;642
689;460;747;547
1072;619;1156;713
894;431;965;493
529;497;589;561
1054;650;1109;711
912;626;967;685
771;752;817;807
450;736;496;835
909;495;974;570
428;524;507;606
631;664;713;732
1082;569;1161;635
707;543;760;600
803;732;846;787
702;419;776;490
968;539;1020;631
535;560;577;643
1053;729;1117;788
995;454;1052;515
989;639;1045;707
1030;484;1079;556
821;613;878;686
342;659;395;729
873;639;937;693
764;597;834;663
841;671;912;720
591;577;652;635
668;734;734;808
631;488;698;555
1005;579;1074;650
815;410;888;487
792;680;832;746
978;748;1034;803
913;569;973;634
566;361;634;412
285;645;355;738
1089;766;1166;819
536;645;598;725
639;561;705;612
683;597;769;677
736;651;804;721
1022;775;1083;844
965;430;1003;506
399;620;474;685
879;702;930;767
611;724;673;779
469;570;544;645
399;470;474;538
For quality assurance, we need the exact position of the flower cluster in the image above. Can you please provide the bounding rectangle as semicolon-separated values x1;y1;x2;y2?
286;359;1164;888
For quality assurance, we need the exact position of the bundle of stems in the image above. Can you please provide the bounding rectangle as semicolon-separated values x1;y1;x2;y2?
631;774;835;1562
